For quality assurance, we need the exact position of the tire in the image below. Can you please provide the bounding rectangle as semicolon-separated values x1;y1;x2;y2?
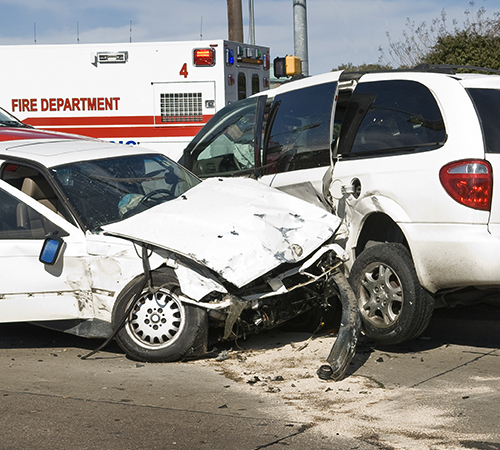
112;268;208;362
349;243;434;345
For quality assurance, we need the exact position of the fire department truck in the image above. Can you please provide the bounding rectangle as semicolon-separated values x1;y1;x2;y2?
2;40;270;159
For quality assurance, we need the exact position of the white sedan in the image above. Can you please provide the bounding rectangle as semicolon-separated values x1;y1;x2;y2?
0;125;354;365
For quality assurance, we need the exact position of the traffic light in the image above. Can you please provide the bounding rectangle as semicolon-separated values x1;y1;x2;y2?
273;55;302;78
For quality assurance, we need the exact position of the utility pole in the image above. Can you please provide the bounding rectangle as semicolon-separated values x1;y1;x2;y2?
293;0;309;76
249;0;255;45
227;0;244;43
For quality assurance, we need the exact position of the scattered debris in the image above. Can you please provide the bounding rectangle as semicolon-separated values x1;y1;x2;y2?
247;376;261;385
215;350;230;361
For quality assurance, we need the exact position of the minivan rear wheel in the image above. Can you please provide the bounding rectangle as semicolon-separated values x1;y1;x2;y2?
349;243;434;345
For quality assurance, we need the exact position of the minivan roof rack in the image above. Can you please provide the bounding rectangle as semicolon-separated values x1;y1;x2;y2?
414;64;500;74
339;64;500;82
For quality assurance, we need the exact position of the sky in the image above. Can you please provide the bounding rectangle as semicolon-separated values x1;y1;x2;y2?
0;0;497;75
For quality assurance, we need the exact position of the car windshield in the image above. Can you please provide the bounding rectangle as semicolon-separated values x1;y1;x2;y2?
51;153;201;231
0;107;29;128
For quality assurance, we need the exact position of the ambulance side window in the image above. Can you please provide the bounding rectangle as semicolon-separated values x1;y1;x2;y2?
238;73;247;100
252;74;260;95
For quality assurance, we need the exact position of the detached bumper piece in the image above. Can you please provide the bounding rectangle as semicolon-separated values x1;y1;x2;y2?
318;270;361;381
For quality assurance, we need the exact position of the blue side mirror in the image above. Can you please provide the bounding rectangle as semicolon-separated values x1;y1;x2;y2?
39;236;64;265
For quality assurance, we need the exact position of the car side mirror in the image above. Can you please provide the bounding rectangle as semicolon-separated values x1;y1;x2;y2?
39;236;64;265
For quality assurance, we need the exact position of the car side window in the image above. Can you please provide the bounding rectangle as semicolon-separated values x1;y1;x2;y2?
184;97;260;177
0;187;67;240
1;163;76;225
338;80;446;157
263;82;337;174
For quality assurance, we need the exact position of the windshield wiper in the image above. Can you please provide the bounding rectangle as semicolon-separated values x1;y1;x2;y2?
0;120;31;128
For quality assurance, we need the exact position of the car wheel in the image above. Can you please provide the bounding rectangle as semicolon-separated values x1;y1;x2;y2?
349;243;434;345
112;268;208;362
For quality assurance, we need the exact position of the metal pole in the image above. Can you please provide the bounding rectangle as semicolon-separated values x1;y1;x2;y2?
293;0;309;76
249;0;255;45
227;0;244;43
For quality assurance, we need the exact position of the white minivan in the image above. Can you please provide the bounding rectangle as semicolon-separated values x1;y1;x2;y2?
181;65;500;346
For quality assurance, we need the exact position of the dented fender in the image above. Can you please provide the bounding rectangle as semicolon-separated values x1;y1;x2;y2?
166;256;228;301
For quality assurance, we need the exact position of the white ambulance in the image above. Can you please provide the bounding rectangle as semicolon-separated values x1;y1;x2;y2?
2;40;270;159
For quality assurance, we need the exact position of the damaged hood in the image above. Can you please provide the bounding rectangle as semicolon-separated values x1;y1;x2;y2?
103;177;341;288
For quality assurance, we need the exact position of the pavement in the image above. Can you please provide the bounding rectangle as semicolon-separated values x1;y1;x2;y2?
0;322;374;450
0;302;499;449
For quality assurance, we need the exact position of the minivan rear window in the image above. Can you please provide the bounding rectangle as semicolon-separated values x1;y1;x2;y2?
468;88;500;153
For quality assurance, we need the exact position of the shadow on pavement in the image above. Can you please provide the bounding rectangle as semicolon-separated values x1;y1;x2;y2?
368;303;500;355
0;321;123;355
1;302;498;366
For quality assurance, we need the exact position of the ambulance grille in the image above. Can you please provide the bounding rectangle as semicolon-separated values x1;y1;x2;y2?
160;93;203;122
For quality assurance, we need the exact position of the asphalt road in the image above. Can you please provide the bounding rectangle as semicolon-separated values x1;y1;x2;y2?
0;322;375;450
0;303;499;450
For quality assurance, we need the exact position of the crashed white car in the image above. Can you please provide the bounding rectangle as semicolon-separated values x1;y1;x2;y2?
0;125;356;365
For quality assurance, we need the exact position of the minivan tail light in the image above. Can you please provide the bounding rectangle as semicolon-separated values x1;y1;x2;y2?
439;159;492;211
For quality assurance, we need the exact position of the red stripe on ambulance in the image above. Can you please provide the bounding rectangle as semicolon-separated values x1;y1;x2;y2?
22;115;213;139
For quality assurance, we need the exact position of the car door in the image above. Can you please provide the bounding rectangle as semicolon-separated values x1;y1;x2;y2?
181;73;341;209
258;77;340;207
328;78;448;257
0;180;93;322
181;95;265;179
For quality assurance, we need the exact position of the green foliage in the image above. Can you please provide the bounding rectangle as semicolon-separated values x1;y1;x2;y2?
379;2;500;70
425;31;500;70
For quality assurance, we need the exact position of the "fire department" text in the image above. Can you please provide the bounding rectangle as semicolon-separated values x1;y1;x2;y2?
12;97;121;113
